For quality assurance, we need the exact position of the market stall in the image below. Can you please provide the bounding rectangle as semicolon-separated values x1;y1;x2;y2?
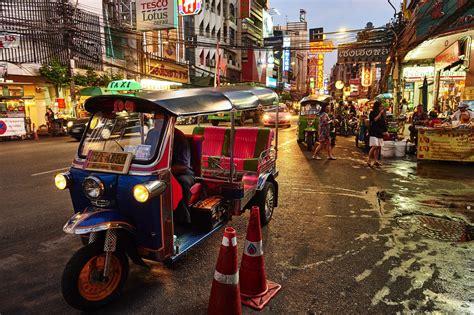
417;124;474;162
0;81;34;139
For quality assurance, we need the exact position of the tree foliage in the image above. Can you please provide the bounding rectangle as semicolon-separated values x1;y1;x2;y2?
39;59;70;88
74;68;124;87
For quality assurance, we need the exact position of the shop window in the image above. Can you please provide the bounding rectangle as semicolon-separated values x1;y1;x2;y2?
200;50;205;65
199;21;204;36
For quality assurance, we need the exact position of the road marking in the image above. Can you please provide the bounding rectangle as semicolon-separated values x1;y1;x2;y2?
31;167;69;177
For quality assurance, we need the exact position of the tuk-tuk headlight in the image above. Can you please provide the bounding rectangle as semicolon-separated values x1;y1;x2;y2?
133;184;150;203
83;176;104;199
263;114;270;121
67;121;74;128
55;172;71;190
133;180;167;203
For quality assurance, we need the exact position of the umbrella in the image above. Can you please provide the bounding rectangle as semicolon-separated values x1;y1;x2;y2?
78;86;106;96
421;77;428;112
375;93;393;100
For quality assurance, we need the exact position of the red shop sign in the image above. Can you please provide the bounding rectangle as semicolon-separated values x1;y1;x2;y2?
435;42;460;71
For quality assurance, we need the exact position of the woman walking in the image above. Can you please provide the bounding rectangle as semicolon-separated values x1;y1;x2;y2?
312;104;336;160
367;101;387;167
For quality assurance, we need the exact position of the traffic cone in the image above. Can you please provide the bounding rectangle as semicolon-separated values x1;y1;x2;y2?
208;227;242;315
239;206;281;310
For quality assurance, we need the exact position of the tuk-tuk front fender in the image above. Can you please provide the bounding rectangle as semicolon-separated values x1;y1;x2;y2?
63;207;135;235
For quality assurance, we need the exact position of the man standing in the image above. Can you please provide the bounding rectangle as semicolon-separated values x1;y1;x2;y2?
451;102;474;123
409;104;428;144
172;128;195;225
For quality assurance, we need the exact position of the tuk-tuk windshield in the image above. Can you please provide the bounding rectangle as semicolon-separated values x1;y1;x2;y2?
300;102;321;116
79;111;168;164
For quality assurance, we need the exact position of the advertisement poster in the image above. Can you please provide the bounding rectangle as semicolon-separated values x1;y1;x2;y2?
136;0;177;31
417;129;474;162
0;118;26;137
148;59;189;84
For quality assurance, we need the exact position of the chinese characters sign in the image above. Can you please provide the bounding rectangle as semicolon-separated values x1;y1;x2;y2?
136;0;177;31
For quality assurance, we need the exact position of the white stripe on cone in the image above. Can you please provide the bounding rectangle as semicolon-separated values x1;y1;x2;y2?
243;240;263;257
214;270;239;285
222;236;237;247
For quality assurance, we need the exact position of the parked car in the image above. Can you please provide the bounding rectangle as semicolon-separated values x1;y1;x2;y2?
262;104;291;127
67;118;89;141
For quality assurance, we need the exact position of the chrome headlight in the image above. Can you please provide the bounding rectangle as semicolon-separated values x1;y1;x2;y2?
82;176;104;199
133;180;167;203
67;121;74;128
55;172;71;190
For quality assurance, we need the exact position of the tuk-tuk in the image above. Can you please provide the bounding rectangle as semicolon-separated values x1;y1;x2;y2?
54;87;280;310
296;95;332;151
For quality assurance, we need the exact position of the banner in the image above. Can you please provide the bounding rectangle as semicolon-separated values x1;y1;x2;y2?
149;60;189;84
417;128;474;162
0;118;26;137
240;0;251;19
0;34;20;49
136;0;178;31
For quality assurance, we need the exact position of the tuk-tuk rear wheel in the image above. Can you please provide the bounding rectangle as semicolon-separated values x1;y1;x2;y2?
61;242;129;311
252;182;275;226
305;133;314;151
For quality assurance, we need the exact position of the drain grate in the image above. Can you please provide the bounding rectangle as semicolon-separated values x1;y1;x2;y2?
396;215;472;242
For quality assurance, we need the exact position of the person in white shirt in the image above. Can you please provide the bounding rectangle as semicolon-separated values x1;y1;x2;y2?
451;102;474;123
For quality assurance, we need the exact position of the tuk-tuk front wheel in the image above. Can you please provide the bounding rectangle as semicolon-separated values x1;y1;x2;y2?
61;242;129;311
252;182;275;226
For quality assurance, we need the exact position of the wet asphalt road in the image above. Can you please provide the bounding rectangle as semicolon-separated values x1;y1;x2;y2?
0;120;473;314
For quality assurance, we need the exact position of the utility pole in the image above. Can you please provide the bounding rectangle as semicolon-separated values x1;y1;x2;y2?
61;0;77;117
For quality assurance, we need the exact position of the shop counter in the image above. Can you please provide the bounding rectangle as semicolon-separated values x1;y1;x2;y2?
417;127;474;162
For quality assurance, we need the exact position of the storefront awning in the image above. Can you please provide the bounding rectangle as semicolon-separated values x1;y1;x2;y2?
404;29;474;62
78;86;106;96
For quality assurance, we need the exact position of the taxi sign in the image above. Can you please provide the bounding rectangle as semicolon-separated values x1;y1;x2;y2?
178;0;202;16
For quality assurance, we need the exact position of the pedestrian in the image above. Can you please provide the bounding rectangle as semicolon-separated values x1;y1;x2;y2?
367;100;387;167
409;104;428;143
45;107;55;133
312;104;336;160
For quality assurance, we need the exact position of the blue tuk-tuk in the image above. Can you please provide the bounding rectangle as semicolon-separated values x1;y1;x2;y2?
54;87;280;310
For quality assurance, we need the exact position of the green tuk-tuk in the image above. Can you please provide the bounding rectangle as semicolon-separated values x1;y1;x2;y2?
296;95;333;151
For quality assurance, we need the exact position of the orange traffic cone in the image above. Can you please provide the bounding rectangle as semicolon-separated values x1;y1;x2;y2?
239;206;281;310
208;227;242;315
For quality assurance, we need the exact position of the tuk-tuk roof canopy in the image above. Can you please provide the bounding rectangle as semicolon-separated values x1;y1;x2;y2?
84;87;278;116
300;95;332;104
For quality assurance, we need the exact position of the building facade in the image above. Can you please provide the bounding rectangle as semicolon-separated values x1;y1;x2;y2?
184;0;241;85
